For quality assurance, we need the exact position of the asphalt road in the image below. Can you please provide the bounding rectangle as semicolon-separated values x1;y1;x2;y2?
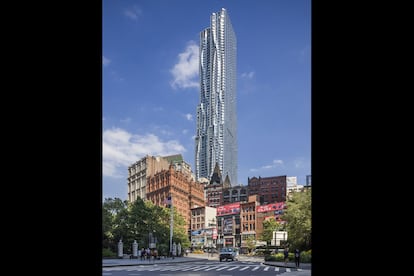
102;260;311;276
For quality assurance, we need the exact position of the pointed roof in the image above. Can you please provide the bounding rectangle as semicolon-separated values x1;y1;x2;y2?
223;174;231;188
210;162;222;184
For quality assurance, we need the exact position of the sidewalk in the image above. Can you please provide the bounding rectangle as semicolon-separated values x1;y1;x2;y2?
103;253;311;270
263;260;311;270
102;255;203;267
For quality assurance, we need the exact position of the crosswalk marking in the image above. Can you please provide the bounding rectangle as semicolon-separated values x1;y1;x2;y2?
192;265;210;271
205;266;219;271
102;264;305;273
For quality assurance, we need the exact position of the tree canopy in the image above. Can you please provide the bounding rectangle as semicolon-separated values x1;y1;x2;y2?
102;197;190;256
282;189;311;251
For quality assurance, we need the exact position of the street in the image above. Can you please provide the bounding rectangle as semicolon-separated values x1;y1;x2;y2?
102;260;311;276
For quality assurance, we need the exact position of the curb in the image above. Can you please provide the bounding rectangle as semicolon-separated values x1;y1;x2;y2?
103;258;208;267
263;262;311;270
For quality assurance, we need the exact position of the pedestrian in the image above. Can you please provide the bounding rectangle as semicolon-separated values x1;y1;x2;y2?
294;249;300;268
283;247;289;265
140;248;145;261
146;248;151;261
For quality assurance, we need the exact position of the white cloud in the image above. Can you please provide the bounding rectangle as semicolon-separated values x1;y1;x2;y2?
170;41;199;89
103;128;186;177
249;159;284;172
124;5;142;20
103;56;111;67
241;71;255;79
185;113;193;121
272;159;284;165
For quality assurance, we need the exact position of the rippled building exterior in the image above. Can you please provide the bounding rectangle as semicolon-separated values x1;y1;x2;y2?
195;8;238;186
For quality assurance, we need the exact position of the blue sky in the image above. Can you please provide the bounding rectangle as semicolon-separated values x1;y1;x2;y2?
103;0;311;201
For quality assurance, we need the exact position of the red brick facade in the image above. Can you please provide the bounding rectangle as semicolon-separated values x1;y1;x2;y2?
147;165;205;230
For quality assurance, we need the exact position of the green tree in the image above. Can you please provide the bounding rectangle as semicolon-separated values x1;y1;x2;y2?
282;189;311;251
102;197;128;253
102;197;191;257
124;198;153;251
261;217;285;245
142;199;172;255
245;236;256;255
171;206;191;250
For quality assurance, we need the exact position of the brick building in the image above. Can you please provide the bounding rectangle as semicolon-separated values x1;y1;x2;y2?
205;163;231;208
146;164;205;231
247;175;287;204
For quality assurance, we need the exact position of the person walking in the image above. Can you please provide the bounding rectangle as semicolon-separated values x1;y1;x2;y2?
140;248;145;261
283;247;289;265
294;248;300;268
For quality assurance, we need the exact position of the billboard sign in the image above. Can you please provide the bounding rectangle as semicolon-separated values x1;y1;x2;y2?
223;217;233;235
191;228;214;236
217;202;240;216
212;228;217;239
256;202;285;213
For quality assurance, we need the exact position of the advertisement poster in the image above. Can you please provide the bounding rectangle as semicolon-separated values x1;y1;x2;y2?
223;217;233;235
256;202;285;213
212;228;217;239
217;203;240;216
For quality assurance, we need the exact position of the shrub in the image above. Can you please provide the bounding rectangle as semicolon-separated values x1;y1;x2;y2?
264;252;284;261
264;250;312;263
102;247;116;258
300;250;312;263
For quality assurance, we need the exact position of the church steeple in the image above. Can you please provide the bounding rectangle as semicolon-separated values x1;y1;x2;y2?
210;162;222;184
223;174;231;188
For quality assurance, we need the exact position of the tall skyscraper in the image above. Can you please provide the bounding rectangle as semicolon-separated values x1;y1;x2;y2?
195;8;238;186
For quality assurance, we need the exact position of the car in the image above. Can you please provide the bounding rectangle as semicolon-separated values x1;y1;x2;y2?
219;247;238;262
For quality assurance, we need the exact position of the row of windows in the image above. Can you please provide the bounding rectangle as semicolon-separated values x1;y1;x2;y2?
192;223;205;229
242;223;255;231
241;214;255;220
192;217;204;223
209;198;220;202
242;206;255;212
223;189;247;195
191;209;203;216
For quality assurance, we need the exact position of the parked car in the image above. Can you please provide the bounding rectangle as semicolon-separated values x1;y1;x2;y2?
219;247;238;262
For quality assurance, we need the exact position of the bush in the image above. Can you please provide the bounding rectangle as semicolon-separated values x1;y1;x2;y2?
264;250;312;263
300;250;312;263
103;247;116;258
264;252;284;261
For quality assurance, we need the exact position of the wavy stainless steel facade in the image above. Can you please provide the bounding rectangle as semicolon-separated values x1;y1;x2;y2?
195;8;237;186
